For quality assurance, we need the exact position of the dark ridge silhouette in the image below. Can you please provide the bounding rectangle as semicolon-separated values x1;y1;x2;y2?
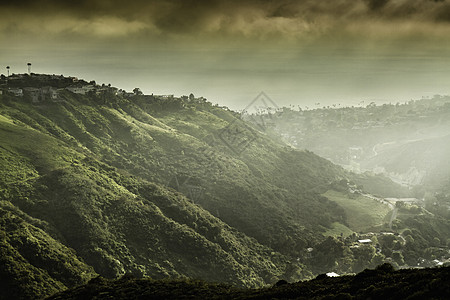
47;265;450;300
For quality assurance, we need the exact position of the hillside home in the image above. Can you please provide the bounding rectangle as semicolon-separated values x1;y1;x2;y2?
357;239;372;244
96;86;118;95
23;86;59;102
23;87;41;102
433;259;444;266
41;86;58;100
123;92;135;97
8;88;23;97
66;85;95;95
110;87;119;95
159;94;174;99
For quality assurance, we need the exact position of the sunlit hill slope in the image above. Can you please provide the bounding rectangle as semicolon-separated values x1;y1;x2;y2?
0;75;351;298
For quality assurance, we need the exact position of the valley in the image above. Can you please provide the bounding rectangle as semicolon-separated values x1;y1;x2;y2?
254;97;450;189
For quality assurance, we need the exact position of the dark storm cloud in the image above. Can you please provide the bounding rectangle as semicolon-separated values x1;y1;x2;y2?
367;0;390;11
2;0;450;42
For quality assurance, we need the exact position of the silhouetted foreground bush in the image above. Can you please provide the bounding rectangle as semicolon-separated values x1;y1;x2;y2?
48;265;450;299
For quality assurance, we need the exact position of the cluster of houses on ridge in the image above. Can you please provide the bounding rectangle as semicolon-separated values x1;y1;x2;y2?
0;73;206;104
0;73;147;103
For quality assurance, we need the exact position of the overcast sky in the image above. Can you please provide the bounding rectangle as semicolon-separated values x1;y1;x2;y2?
2;0;450;109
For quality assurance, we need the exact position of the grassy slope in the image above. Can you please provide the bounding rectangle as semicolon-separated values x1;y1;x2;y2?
1;92;348;253
322;190;391;232
0;114;299;295
323;222;355;238
0;200;97;300
0;92;351;297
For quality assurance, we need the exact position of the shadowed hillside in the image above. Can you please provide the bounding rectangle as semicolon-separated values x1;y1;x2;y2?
47;265;450;300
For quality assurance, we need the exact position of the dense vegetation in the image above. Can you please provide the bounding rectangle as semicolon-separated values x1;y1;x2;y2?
1;75;450;299
0;77;350;298
48;264;450;300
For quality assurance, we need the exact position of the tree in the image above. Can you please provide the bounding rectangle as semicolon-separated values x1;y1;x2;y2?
392;251;404;265
433;237;441;247
392;240;402;251
311;237;345;273
352;244;376;273
133;88;143;95
371;253;386;268
405;235;414;245
379;234;396;249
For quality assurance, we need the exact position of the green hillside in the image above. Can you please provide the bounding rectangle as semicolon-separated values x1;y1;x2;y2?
0;110;298;296
0;88;347;252
0;200;96;299
1;76;449;299
322;190;391;232
0;79;350;298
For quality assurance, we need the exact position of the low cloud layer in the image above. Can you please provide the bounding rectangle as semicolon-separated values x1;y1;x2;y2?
2;0;450;42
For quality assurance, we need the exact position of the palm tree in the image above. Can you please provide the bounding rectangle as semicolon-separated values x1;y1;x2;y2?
27;63;32;74
6;66;10;77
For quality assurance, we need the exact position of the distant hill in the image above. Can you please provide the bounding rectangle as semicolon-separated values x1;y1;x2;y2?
254;96;450;192
362;134;450;190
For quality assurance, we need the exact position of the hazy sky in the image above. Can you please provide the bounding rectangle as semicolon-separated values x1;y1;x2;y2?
2;0;450;109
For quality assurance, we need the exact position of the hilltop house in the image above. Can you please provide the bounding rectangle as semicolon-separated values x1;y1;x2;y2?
23;87;41;102
8;88;23;97
41;86;58;100
66;85;95;95
23;86;59;102
96;86;118;95
159;94;174;99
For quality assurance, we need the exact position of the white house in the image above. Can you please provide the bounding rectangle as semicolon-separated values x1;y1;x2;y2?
358;239;372;244
66;85;95;95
